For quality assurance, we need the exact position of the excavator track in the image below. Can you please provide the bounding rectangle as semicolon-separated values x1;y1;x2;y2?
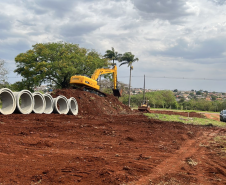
82;86;107;97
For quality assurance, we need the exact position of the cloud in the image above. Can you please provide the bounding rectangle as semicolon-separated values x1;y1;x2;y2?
59;22;104;37
24;0;78;18
209;0;226;5
0;13;12;31
16;20;36;27
0;39;31;61
0;0;226;91
132;0;194;23
154;37;226;60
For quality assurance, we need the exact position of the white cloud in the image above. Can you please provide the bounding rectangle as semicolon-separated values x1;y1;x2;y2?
0;0;226;91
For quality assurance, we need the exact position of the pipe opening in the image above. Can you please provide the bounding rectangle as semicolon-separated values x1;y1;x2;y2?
14;90;33;114
44;94;53;114
53;95;69;114
33;92;45;114
68;97;78;115
0;88;16;115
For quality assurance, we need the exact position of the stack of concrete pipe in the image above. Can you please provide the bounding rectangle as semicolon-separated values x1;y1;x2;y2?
0;88;78;115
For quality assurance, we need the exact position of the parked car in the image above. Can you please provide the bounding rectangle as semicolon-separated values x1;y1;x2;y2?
220;110;226;122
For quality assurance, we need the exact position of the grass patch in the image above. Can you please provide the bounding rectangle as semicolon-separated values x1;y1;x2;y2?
138;108;218;114
0;99;2;109
144;113;226;127
151;108;220;113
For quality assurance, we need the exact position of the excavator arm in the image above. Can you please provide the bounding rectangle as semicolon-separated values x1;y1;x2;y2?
91;65;117;89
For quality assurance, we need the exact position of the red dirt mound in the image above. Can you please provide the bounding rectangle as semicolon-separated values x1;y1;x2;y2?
51;89;133;116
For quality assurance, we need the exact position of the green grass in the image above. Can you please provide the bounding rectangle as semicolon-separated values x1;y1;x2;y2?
0;99;2;109
144;113;226;127
132;107;219;114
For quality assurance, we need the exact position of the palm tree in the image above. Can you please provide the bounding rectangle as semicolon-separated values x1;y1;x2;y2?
104;47;122;65
119;52;139;107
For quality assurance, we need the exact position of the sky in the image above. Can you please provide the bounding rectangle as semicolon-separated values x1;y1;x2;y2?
1;0;226;92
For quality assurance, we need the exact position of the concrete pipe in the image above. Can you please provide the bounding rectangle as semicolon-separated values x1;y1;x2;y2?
67;97;78;115
52;95;69;114
32;92;46;114
13;90;34;114
0;88;16;115
43;93;53;114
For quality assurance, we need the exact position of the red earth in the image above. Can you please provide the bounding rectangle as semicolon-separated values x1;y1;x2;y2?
0;89;226;185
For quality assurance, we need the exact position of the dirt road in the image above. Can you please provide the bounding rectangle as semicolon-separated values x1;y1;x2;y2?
0;89;226;184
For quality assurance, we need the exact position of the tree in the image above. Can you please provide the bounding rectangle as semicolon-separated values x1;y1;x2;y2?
161;90;177;107
196;90;202;95
14;42;108;90
104;47;122;65
211;95;217;101
0;59;8;85
189;92;195;97
179;97;185;103
119;52;139;107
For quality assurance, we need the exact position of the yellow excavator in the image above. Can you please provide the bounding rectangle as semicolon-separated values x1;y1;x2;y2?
70;65;122;97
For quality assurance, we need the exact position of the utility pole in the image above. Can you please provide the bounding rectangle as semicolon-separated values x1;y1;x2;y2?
143;74;145;102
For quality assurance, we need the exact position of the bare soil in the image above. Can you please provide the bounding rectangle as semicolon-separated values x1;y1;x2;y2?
204;113;220;121
0;89;226;185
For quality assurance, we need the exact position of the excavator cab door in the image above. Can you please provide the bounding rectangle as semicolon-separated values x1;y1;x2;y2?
112;89;122;97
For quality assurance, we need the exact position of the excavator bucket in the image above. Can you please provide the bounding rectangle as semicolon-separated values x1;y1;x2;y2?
112;89;122;97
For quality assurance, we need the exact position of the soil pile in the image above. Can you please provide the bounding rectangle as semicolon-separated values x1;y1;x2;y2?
51;89;133;116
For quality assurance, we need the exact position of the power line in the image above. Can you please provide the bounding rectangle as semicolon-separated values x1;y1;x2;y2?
6;75;226;81
118;76;226;81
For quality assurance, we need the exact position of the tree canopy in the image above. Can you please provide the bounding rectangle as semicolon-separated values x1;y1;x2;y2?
121;90;177;108
14;42;108;90
104;47;122;65
119;52;139;67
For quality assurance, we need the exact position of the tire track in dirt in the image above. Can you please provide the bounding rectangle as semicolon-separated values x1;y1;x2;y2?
128;129;222;185
204;113;219;121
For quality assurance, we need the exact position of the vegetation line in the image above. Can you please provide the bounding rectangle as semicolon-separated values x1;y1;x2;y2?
121;90;226;112
144;113;226;127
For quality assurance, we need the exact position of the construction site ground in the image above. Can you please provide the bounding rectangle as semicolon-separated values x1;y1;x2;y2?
0;89;226;185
